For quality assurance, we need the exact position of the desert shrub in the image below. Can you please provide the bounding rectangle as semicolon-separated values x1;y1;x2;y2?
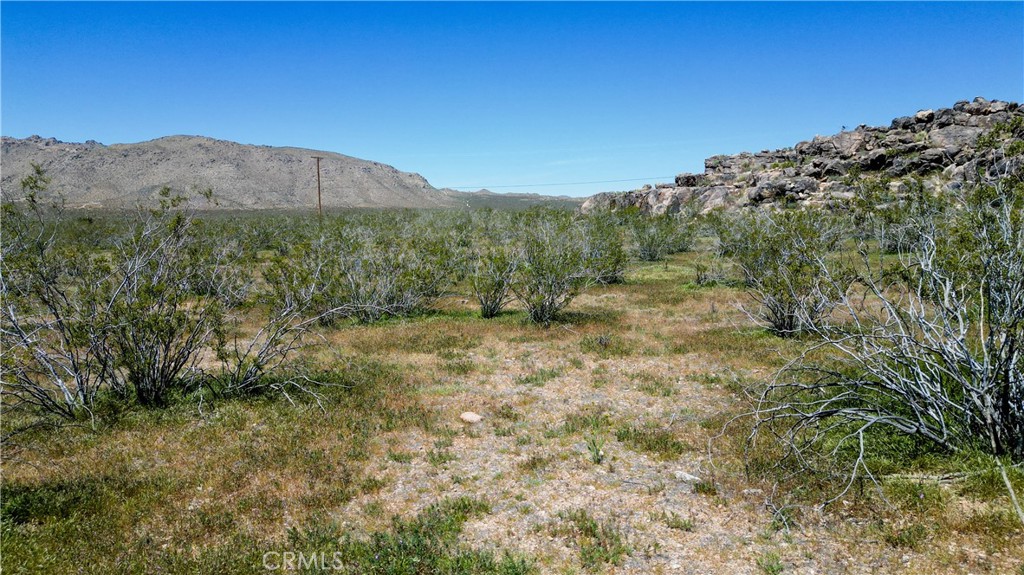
510;210;596;325
2;176;230;411
465;211;521;318
101;203;227;407
692;257;728;286
212;245;332;396
626;212;695;261
751;176;1024;521
976;115;1024;152
289;215;466;324
579;211;628;284
238;214;307;256
851;176;947;253
713;209;848;336
1;168;109;418
470;236;521;319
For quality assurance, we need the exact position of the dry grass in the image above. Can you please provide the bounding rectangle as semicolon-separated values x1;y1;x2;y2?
3;252;1022;574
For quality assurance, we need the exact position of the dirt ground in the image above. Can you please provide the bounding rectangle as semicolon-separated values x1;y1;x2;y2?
4;254;1021;574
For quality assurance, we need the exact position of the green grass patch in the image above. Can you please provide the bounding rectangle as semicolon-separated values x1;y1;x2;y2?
579;334;634;358
545;405;612;438
629;371;677;397
615;424;691;460
514;367;562;387
666;327;806;369
0;356;439;574
651;510;695;532
348;324;483;356
427;449;457;466
518;455;555;474
288;497;537;574
756;551;785;575
550;509;630;571
879;522;929;550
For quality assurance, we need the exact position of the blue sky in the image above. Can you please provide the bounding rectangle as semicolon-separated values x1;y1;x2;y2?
2;2;1022;197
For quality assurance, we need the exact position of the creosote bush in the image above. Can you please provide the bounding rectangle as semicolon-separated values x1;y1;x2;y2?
712;208;847;337
2;178;228;411
626;210;695;262
299;217;466;324
510;209;599;325
469;218;521;318
749;175;1024;522
1;174;628;424
579;210;628;284
850;175;947;253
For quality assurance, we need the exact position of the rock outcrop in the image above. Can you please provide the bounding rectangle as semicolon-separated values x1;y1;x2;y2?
581;97;1024;214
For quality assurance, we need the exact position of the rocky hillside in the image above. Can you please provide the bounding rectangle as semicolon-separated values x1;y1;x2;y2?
0;135;457;210
582;97;1024;214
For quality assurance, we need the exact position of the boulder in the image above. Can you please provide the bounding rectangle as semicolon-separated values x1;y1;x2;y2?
891;116;916;130
918;148;949;165
460;411;483;424
675;173;705;187
858;149;890;171
674;471;701;483
749;176;819;204
928;125;984;148
822;159;851;177
830;130;873;158
799;163;823;179
964;96;991;115
699;186;738;212
821;181;855;200
931;108;957;128
649;187;699;215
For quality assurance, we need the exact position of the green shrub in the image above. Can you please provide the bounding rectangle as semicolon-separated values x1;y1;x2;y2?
551;509;630;571
287;497;537;574
580;211;628;284
626;212;695;262
711;209;848;336
751;176;1024;520
510;210;595;325
615;424;690;459
470;237;520;319
2;180;229;410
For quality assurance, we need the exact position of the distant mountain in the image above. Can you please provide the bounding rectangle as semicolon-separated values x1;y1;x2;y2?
0;135;576;210
582;97;1023;214
439;188;583;210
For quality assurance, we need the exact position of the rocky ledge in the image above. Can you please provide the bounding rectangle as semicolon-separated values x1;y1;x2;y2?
581;97;1024;214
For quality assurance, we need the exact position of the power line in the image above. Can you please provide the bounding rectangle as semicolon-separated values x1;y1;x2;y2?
444;176;674;190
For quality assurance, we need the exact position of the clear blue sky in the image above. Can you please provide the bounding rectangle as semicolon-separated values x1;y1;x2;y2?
2;2;1022;197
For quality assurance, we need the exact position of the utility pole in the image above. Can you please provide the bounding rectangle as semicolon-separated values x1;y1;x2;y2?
311;156;324;218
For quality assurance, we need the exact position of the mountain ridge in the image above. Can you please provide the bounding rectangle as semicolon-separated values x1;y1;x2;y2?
2;134;577;210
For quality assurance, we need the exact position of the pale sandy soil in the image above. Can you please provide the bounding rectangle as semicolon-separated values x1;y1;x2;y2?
319;274;1023;575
